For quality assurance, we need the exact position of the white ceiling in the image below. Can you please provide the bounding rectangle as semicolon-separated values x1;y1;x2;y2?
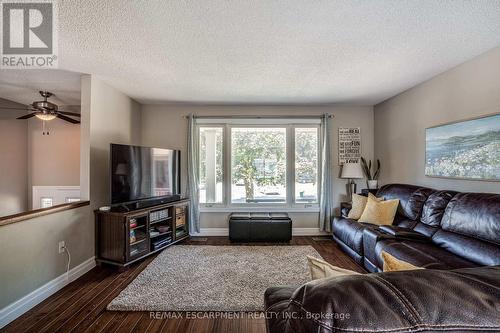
3;1;500;105
0;70;81;106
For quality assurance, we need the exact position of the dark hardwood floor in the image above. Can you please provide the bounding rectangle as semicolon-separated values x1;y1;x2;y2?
3;236;365;333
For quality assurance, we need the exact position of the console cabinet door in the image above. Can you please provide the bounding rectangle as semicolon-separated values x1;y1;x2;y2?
126;213;149;261
174;203;189;239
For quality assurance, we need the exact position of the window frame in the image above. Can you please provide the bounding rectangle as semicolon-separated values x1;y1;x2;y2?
229;124;289;208
292;125;321;207
198;124;227;208
197;119;321;211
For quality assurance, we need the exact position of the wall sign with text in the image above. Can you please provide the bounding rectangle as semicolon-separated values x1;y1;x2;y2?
338;127;361;164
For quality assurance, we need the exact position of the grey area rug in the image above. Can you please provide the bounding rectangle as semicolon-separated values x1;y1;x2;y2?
107;245;322;311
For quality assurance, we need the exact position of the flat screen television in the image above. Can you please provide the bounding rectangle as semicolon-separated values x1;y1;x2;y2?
110;143;180;205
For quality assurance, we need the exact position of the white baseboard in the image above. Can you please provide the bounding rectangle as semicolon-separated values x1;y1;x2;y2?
292;228;329;236
190;227;328;237
0;256;96;329
191;228;229;236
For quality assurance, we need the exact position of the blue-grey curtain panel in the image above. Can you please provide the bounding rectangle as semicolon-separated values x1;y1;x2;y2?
319;114;333;232
187;114;200;233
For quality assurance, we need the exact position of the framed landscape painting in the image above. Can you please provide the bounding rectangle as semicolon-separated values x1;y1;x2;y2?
425;113;500;181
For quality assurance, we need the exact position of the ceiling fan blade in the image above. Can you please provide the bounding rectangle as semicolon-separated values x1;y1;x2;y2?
57;114;80;124
58;111;81;117
17;113;37;119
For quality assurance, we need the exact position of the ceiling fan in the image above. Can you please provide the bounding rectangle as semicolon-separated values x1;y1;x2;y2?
0;91;80;124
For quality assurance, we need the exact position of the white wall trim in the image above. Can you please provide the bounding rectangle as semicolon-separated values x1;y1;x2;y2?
32;185;81;210
191;228;229;236
199;207;320;213
0;256;95;329
190;227;328;237
292;228;329;236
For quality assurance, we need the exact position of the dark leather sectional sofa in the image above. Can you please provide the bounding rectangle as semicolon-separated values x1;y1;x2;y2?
264;184;500;332
333;183;500;271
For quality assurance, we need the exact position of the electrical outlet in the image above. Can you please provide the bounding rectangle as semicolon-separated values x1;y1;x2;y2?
58;241;66;254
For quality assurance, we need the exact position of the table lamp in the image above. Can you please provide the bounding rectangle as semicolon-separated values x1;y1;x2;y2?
341;162;363;201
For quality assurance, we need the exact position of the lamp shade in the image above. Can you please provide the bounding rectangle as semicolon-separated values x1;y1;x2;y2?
341;162;363;179
35;113;57;121
114;163;129;176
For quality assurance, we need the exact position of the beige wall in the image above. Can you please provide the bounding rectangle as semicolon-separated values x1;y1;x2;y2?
26;117;80;208
0;99;28;216
0;75;141;315
0;206;93;308
0;120;28;215
141;104;374;229
374;46;500;193
27;118;80;187
87;76;142;208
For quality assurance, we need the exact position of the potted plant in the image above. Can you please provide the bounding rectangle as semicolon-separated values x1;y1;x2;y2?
360;157;381;189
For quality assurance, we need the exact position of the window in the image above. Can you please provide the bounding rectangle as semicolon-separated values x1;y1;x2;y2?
295;128;319;203
32;186;81;209
40;197;54;208
199;127;224;203
231;128;287;204
197;120;320;208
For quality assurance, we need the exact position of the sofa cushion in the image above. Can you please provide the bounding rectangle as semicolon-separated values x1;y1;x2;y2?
432;229;500;266
376;184;434;220
420;190;457;227
374;239;478;270
332;217;376;256
378;225;428;240
412;222;439;238
392;215;418;228
441;192;500;244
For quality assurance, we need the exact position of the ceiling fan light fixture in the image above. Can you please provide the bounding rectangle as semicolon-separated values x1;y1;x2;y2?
35;113;57;121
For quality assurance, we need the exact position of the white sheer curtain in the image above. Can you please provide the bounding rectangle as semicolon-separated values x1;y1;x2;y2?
186;114;200;233
319;114;333;232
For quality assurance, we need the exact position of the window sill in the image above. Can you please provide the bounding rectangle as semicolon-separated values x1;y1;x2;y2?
0;201;90;227
199;206;320;213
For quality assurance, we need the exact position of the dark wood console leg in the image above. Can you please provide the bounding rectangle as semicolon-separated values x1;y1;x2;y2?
118;265;130;273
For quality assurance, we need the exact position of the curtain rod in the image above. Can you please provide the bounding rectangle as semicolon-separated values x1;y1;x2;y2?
184;114;334;119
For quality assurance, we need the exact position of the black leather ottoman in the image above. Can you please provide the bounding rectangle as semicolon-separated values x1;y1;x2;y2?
229;212;292;242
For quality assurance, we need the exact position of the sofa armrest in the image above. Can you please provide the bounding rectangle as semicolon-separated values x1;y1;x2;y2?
378;225;429;241
264;286;297;333
263;267;500;333
363;228;394;271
